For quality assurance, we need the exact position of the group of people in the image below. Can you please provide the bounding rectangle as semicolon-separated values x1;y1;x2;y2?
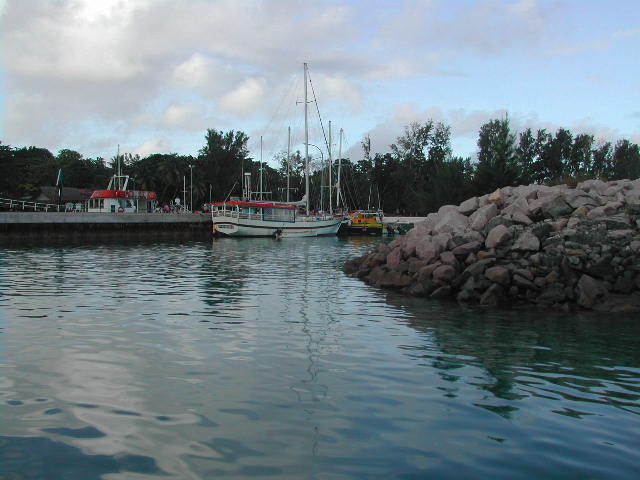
156;197;211;214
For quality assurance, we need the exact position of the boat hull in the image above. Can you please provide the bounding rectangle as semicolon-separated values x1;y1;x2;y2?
338;222;384;236
212;215;342;237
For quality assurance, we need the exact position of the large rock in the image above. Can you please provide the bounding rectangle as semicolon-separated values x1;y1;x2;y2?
434;210;470;235
485;266;510;286
576;274;608;309
344;180;640;312
540;195;574;219
433;264;457;283
469;203;499;231
512;231;540;251
485;224;512;249
458;196;479;215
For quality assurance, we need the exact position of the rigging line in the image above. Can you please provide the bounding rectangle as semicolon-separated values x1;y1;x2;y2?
260;73;297;142
306;69;329;153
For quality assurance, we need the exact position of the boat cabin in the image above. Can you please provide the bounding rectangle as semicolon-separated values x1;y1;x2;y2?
211;201;297;222
87;175;157;213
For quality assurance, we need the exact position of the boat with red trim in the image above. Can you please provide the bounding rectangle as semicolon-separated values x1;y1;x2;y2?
87;174;157;213
211;199;341;237
211;63;343;238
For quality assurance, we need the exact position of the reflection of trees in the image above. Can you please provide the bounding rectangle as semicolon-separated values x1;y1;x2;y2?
383;292;640;415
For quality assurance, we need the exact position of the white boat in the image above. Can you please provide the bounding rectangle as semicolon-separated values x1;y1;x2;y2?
87;174;157;213
212;200;341;237
211;63;342;238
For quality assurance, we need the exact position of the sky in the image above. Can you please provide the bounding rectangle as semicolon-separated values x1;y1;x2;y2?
1;0;639;166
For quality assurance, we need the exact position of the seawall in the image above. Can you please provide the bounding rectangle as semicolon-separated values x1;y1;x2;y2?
0;212;211;239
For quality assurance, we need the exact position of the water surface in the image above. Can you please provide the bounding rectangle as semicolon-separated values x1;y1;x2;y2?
1;237;638;479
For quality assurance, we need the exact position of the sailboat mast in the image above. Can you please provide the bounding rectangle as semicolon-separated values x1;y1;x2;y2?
116;144;121;190
337;128;343;209
287;126;291;202
328;120;332;215
259;136;263;201
304;62;309;214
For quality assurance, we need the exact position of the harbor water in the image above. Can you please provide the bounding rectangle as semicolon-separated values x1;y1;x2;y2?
1;237;638;479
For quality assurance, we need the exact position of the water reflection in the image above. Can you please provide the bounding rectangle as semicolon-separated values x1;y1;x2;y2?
0;237;638;479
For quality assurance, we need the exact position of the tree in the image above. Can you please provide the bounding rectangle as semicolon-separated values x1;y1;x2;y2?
473;117;519;194
568;134;594;177
199;129;251;202
591;142;613;179
515;128;538;184
612;140;640;180
539;128;572;182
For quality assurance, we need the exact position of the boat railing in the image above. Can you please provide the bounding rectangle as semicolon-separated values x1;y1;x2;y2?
212;209;263;220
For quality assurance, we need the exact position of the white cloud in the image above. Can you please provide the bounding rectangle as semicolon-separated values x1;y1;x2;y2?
162;103;208;130
170;53;240;97
218;77;268;117
132;137;173;157
613;28;640;38
1;0;635;164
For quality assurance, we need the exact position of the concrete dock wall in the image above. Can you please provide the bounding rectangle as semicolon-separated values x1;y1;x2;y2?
0;212;211;238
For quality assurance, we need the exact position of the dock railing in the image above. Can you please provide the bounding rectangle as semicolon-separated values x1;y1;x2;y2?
0;197;69;212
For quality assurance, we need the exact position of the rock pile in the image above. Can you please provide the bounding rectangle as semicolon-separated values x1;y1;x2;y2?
344;179;640;312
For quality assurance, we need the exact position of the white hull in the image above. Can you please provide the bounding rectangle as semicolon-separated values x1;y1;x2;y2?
212;214;341;237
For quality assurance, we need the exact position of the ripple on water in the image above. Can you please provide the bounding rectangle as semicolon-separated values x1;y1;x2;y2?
1;238;639;479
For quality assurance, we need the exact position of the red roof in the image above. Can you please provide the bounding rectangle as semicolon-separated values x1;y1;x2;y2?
91;190;157;200
211;200;296;210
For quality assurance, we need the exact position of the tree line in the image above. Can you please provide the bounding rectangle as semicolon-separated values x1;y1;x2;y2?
1;116;638;214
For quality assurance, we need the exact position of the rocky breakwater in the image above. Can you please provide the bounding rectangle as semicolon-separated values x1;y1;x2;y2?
344;179;640;312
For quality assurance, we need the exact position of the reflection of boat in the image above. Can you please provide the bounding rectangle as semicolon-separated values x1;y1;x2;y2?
211;63;342;238
339;210;384;236
87;174;157;213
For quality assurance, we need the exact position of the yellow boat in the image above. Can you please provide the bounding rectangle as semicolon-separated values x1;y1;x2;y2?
340;211;384;235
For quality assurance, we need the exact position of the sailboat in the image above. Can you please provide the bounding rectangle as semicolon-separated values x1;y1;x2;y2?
211;63;343;238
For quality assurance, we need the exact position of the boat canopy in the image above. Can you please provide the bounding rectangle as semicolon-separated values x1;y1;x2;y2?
91;189;157;200
211;200;296;210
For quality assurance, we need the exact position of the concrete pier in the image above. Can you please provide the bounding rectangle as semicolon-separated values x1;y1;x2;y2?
0;212;211;238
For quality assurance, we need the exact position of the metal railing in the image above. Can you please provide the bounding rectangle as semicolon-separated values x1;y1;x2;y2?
211;209;262;220
0;197;71;212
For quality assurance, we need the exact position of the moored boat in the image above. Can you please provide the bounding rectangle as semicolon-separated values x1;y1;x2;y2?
87;174;157;213
211;200;341;237
339;210;384;236
211;62;343;238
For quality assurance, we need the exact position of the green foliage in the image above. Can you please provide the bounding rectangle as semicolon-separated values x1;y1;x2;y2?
199;129;251;202
474;117;519;193
2;116;639;215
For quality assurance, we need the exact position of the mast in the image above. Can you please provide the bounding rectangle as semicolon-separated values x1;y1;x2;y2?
337;128;343;209
304;63;309;214
287;126;291;202
328;120;332;215
116;144;121;190
259;135;263;200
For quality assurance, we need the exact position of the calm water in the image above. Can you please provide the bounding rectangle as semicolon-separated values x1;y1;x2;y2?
1;237;638;479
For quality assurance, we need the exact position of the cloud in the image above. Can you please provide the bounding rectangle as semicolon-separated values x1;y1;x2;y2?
1;0;635;165
170;53;241;97
162;103;208;130
218;77;268;117
380;0;550;57
613;28;640;38
548;40;610;56
132;137;173;157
